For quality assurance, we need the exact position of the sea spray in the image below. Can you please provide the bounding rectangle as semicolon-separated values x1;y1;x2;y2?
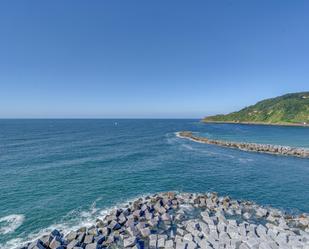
0;215;25;235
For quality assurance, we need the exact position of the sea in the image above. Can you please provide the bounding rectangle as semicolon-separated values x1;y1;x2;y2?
0;119;308;248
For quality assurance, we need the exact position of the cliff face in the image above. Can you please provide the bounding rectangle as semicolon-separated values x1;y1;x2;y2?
203;92;309;125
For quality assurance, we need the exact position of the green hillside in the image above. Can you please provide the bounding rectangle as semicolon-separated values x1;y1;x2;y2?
203;92;309;126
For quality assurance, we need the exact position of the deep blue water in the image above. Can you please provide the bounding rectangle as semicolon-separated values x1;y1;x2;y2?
0;119;308;248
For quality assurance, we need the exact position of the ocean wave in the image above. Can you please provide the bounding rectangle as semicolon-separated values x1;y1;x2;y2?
0;214;25;235
0;194;153;249
181;144;194;150
238;158;254;163
175;132;238;159
0;205;104;249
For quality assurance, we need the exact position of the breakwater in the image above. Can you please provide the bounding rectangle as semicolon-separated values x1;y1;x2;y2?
21;192;309;249
177;131;309;158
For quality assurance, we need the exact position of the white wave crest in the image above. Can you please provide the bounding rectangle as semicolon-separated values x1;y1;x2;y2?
238;158;254;163
0;194;154;249
0;214;25;235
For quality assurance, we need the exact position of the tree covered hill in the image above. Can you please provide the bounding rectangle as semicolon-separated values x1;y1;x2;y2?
203;92;309;126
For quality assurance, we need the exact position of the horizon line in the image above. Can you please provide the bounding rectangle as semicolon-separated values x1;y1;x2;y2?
0;117;203;120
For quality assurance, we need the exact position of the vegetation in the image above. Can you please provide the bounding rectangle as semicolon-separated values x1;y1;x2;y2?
203;92;309;125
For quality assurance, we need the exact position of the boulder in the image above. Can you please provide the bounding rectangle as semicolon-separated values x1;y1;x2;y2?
123;237;136;248
161;213;171;221
85;243;98;249
66;239;79;249
51;229;61;238
83;235;94;244
28;240;46;249
65;231;77;242
49;236;62;249
140;227;150;237
118;213;127;225
40;235;53;247
149;236;157;249
157;237;165;248
94;235;105;244
175;240;187;249
77;232;85;243
108;220;121;230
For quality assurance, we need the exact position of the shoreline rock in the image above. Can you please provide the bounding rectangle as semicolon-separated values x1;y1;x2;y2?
177;131;309;158
20;192;309;249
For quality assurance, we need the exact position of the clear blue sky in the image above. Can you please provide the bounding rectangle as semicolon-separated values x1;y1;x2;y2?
0;0;308;118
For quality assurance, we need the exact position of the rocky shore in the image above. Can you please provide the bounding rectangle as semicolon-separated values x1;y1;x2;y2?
177;131;309;158
21;192;309;249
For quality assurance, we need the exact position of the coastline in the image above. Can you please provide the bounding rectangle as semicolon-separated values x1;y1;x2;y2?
18;192;309;249
176;131;309;158
202;120;309;128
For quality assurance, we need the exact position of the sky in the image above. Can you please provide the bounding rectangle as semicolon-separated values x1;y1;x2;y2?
0;0;308;118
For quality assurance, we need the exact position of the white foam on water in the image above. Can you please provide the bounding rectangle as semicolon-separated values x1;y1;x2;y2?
238;158;254;163
181;144;194;150
179;204;194;211
175;132;258;161
1;238;24;249
165;132;180;145
0;214;25;235
0;194;154;249
0;203;105;249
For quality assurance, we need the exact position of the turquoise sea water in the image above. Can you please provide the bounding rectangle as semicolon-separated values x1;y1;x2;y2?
0;119;308;248
198;123;309;148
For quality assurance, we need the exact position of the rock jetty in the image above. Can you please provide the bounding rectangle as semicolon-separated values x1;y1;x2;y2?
21;192;309;249
177;131;309;158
